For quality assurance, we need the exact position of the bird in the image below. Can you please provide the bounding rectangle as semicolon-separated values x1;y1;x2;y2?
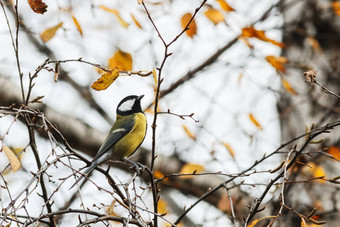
70;95;147;189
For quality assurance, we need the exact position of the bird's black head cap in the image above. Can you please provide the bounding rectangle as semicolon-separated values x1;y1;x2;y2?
117;95;144;116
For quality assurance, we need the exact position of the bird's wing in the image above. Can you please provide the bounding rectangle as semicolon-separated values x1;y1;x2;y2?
92;117;135;163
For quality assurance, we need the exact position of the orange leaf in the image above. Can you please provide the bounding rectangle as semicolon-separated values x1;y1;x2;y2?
328;146;340;161
181;13;197;38
204;9;225;25
332;2;340;16
3;146;21;172
216;0;234;12
131;13;143;29
238;36;254;49
153;170;165;179
91;68;119;91
222;142;235;158
265;55;287;73
27;0;47;14
249;113;262;130
241;26;285;48
40;22;63;42
182;125;196;140
282;78;298;95
72;15;83;36
180;163;204;176
306;37;321;52
217;194;231;212
99;5;129;28
108;50;133;71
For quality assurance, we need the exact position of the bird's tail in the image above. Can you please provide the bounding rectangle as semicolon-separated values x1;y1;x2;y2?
69;162;97;189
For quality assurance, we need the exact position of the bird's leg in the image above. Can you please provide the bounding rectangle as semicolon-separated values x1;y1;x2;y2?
122;158;145;175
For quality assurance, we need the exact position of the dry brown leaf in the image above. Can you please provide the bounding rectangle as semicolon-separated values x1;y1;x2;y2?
249;113;263;130
91;68;119;91
241;26;285;48
3;146;21;172
204;8;225;25
282;78;298;95
108;50;133;71
182;125;196;140
27;0;47;14
180;13;197;38
216;0;234;12
72;14;83;36
40;22;63;42
265;55;288;73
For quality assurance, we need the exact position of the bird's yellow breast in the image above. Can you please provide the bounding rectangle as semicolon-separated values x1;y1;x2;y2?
113;112;147;159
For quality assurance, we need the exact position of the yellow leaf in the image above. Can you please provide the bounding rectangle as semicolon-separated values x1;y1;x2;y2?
216;0;234;12
108;50;133;71
99;5;129;28
265;55;288;73
158;198;168;214
328;146;340;161
3;146;21;172
204;8;225;25
72;14;83;36
182;125;196;140
222;142;235;158
180;13;197;38
152;68;157;87
107;199;119;216
332;2;340;16
249;113;262;130
180;163;204;176
282;78;298;95
247;216;276;227
247;219;259;227
91;68;119;91
313;164;326;183
131;14;143;29
40;22;63;42
241;26;285;48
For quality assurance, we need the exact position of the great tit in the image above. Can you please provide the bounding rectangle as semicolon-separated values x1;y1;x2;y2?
70;95;147;189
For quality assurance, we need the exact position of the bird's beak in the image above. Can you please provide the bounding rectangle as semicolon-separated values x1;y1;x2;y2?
137;95;145;100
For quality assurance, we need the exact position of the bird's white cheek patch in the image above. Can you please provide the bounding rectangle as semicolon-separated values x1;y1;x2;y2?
118;99;135;112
